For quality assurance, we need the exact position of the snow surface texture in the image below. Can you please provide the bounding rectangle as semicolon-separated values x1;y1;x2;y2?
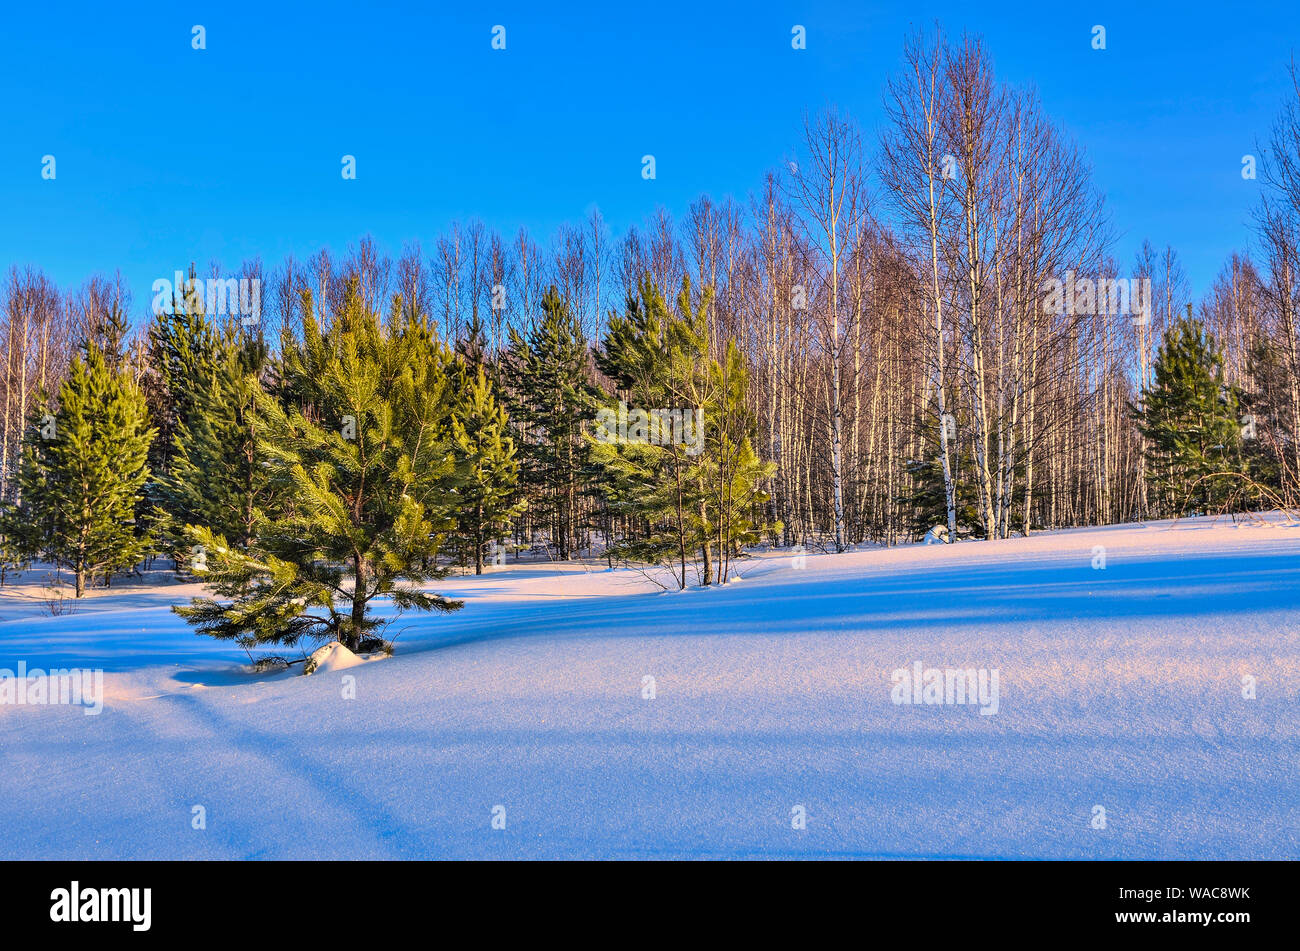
2;516;1298;859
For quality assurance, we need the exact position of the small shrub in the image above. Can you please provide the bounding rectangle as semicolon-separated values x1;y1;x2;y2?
40;579;77;617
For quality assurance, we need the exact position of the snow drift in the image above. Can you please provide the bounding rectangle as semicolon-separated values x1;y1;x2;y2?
2;515;1298;859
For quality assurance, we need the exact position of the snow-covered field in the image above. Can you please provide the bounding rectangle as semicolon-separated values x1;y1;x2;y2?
2;516;1299;859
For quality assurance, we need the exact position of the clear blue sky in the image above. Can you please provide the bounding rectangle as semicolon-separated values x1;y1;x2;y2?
2;0;1298;318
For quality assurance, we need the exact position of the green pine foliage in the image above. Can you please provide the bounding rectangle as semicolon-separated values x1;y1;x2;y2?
0;524;16;586
1133;314;1244;515
592;279;685;574
1238;335;1295;503
144;273;224;557
900;400;981;540
591;277;773;586
501;288;600;559
86;298;131;372
450;365;525;574
457;308;490;376
165;325;274;551
5;342;154;596
699;338;777;575
173;279;464;653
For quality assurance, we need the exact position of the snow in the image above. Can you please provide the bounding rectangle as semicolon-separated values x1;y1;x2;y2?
303;641;365;676
922;524;948;545
2;514;1299;858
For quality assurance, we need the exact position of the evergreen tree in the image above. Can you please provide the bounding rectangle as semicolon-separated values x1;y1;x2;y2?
165;325;274;550
1134;314;1244;515
592;277;773;586
698;338;777;580
144;270;223;559
901;399;982;540
501;288;599;559
1239;334;1293;503
86;298;131;372
5;342;154;596
0;522;18;586
592;280;687;578
457;308;490;377
174;279;464;653
450;366;524;574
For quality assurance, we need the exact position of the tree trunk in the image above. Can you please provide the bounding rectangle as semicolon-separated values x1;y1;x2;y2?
348;555;367;651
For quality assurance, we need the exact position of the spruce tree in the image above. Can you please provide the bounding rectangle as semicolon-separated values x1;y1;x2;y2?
6;342;154;596
174;279;464;653
1134;314;1243;515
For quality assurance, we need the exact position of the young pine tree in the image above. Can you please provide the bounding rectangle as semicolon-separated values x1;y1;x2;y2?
501;288;599;559
6;342;154;596
901;397;980;540
592;278;694;583
698;338;777;582
1134;314;1244;515
85;298;131;372
174;280;465;653
165;325;274;551
451;366;524;574
0;518;19;586
1239;335;1294;504
144;273;223;557
592;277;773;586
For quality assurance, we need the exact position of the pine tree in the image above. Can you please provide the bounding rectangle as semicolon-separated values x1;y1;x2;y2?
165;325;274;551
174;279;464;653
592;279;688;579
144;271;223;559
457;308;490;377
5;342;154;596
500;288;598;559
0;521;18;586
85;298;131;372
592;277;773;586
699;338;777;581
901;398;981;540
1134;314;1244;515
1239;334;1293;503
451;366;524;573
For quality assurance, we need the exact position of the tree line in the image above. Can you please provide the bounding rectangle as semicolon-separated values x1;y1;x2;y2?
0;264;773;652
2;27;1299;649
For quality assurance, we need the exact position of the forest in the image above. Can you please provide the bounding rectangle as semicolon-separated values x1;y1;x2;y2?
3;30;1299;651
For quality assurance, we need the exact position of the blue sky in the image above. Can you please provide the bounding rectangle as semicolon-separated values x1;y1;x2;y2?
2;0;1298;318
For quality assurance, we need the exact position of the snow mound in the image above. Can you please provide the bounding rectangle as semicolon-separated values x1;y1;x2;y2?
303;641;363;676
922;524;948;545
